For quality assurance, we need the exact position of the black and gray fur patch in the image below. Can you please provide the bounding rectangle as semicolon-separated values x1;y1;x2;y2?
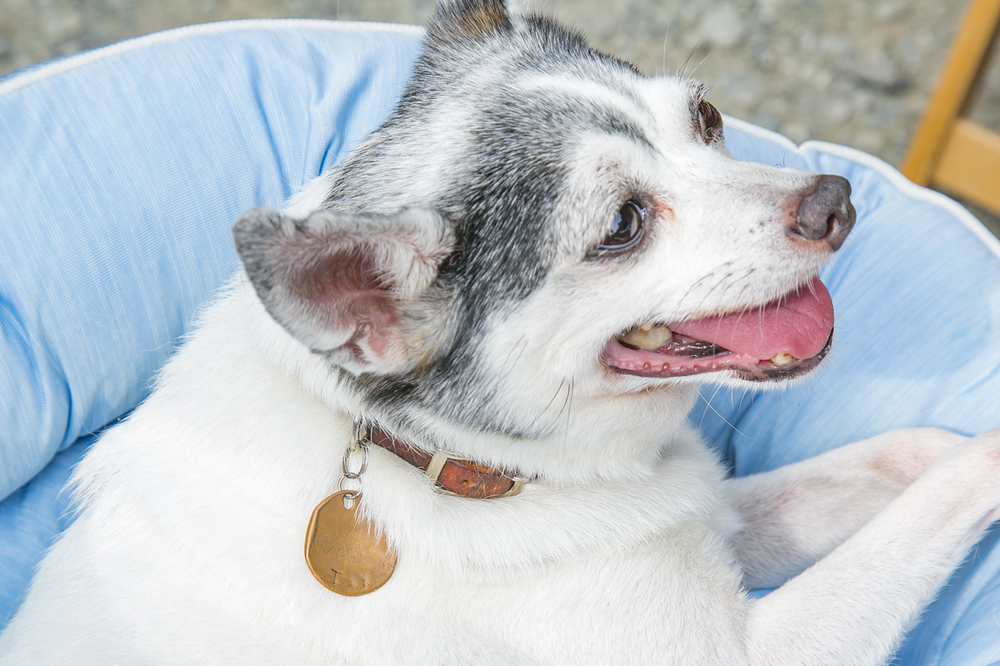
313;2;651;438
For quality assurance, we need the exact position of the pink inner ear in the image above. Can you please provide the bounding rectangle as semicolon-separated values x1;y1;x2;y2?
294;247;398;328
278;245;403;364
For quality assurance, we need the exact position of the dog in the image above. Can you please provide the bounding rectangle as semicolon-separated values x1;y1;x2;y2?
3;0;1000;663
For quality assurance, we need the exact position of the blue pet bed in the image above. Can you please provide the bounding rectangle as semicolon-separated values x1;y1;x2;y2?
1;20;999;664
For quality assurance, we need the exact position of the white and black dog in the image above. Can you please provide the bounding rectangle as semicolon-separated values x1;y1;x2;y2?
3;1;1000;664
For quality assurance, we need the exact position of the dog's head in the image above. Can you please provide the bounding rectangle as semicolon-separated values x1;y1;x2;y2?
234;0;854;471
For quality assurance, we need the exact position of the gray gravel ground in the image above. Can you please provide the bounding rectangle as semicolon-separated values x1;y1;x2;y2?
1;0;998;236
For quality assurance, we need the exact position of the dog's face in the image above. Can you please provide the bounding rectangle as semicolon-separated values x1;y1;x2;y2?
234;0;854;465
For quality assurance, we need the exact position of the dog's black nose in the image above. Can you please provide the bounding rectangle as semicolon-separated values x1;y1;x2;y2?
791;175;856;251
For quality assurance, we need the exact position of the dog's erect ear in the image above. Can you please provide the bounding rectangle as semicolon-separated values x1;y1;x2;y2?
430;0;513;43
233;207;454;376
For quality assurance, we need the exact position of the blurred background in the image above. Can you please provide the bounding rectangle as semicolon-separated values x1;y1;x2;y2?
1;0;997;235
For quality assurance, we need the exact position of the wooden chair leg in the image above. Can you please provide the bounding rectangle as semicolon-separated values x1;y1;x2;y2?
901;0;1000;188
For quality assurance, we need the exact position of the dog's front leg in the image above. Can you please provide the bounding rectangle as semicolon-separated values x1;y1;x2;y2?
724;428;965;588
741;428;1000;666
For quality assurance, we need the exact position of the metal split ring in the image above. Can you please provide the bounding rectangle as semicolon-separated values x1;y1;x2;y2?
338;476;363;501
341;439;369;480
340;415;371;501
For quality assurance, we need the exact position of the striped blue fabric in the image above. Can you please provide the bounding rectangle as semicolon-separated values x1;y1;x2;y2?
1;19;999;663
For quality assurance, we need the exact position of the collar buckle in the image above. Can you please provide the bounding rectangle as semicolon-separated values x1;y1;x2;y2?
424;449;526;499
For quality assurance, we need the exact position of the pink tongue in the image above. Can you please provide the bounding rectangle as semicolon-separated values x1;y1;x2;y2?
668;278;834;360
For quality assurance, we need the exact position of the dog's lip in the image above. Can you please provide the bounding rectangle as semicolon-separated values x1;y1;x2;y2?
603;277;835;382
602;330;832;382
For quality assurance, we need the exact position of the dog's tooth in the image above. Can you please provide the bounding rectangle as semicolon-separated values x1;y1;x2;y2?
617;325;673;351
771;353;796;366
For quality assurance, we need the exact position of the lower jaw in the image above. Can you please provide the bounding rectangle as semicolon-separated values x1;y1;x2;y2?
605;330;834;383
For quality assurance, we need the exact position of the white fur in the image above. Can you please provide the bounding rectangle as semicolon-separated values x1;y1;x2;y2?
6;297;994;666
4;5;1000;664
521;73;654;124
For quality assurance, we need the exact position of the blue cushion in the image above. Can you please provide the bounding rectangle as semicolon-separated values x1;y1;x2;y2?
2;20;999;664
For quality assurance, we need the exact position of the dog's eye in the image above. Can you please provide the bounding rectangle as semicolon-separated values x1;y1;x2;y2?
698;100;722;142
599;201;645;251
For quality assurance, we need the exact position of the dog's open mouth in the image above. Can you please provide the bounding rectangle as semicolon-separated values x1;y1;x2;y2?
604;277;834;382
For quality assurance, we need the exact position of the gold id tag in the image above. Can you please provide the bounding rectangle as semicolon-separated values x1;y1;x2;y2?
304;491;396;596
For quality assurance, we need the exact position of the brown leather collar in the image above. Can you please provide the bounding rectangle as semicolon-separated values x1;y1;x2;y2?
367;423;526;499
